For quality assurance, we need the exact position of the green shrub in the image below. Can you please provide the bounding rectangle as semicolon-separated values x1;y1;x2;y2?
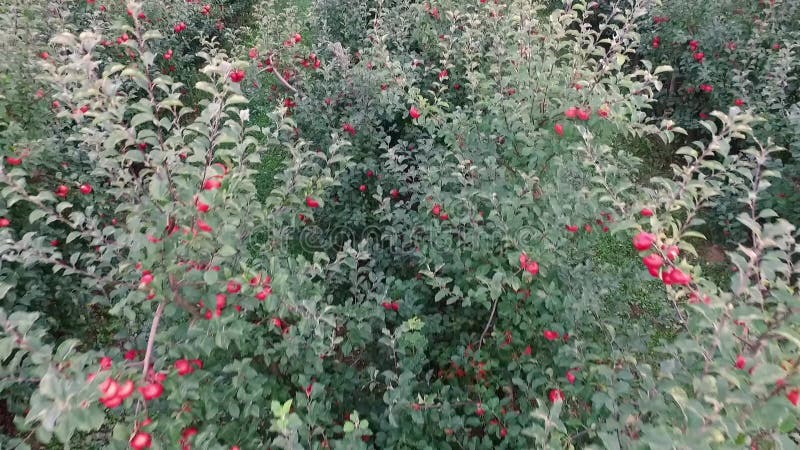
1;1;799;449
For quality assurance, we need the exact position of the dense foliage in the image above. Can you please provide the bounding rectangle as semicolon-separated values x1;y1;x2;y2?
1;0;799;449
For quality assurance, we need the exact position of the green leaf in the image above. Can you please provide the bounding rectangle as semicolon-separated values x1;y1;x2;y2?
204;270;218;286
0;282;13;299
195;81;218;96
225;95;249;106
654;65;673;75
29;209;47;224
598;431;621;450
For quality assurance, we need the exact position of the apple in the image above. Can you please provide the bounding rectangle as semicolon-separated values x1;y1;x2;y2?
548;389;564;403
632;232;655;251
130;431;151;450
55;185;69;198
543;330;559;341
175;359;193;376
229;70;245;83
787;389;799;406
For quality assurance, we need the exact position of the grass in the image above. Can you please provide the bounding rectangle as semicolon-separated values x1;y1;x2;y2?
592;232;678;355
254;142;286;201
249;0;315;202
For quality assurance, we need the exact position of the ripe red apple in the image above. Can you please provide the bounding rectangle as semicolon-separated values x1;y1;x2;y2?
787;389;799;406
116;380;135;399
409;106;421;119
642;253;663;270
548;389;564;403
640;208;653;217
123;349;137;360
196;219;213;233
5;156;22;166
566;371;576;384
523;345;532;355
55;185;69;198
130;431;152;449
734;355;746;370
663;267;691;285
359;184;366;192
255;287;271;301
632;232;655;251
202;179;221;190
229;69;245;83
0;217;10;227
554;123;564;136
175;359;193;376
140;273;154;285
226;280;241;294
543;330;559;341
216;293;227;309
341;123;356;136
664;245;680;261
305;197;320;208
79;184;92;194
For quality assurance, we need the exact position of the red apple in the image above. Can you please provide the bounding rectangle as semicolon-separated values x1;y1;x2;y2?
787;389;799;406
543;330;559;341
632;232;655;251
175;359;193;376
130;431;152;450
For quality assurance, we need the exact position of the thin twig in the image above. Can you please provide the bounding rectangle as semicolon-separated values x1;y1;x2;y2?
478;296;501;350
141;301;165;380
258;56;298;94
